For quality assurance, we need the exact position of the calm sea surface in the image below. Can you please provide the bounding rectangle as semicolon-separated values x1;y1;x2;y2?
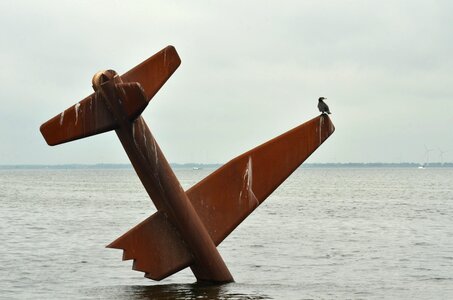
1;167;452;299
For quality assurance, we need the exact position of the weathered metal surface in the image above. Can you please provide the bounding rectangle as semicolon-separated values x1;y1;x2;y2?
40;45;335;283
108;114;335;279
40;46;180;146
92;70;233;282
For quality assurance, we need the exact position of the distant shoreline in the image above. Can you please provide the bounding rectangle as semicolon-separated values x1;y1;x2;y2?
1;162;452;170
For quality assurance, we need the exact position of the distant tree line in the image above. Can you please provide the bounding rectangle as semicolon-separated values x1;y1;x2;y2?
1;162;452;170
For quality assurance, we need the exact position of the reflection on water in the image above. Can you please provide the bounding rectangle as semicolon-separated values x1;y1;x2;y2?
91;283;271;300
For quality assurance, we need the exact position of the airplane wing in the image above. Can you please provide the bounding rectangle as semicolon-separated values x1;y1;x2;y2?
121;46;181;101
40;46;181;146
108;114;335;280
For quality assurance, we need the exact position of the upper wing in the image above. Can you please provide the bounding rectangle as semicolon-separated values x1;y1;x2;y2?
40;46;181;146
108;114;335;280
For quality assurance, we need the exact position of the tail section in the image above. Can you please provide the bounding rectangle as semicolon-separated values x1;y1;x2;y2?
40;46;181;146
108;114;335;280
40;83;146;146
121;46;181;101
40;92;113;146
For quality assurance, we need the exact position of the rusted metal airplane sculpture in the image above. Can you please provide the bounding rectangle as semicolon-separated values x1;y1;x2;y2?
40;46;335;283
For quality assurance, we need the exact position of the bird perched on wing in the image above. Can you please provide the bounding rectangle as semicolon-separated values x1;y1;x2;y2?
317;97;331;114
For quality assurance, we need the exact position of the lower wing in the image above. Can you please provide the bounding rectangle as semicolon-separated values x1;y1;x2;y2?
108;115;335;280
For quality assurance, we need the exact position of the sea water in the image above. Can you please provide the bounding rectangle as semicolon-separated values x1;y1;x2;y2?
1;167;452;299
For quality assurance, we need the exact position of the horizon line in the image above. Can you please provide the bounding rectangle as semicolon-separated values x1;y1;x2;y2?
1;162;452;170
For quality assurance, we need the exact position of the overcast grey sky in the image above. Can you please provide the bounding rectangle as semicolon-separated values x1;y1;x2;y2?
1;1;452;165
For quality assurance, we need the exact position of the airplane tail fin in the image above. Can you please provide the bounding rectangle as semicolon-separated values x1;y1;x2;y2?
108;114;335;280
40;46;181;146
40;82;147;146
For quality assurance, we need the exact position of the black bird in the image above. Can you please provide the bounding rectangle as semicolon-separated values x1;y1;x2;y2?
318;97;331;114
